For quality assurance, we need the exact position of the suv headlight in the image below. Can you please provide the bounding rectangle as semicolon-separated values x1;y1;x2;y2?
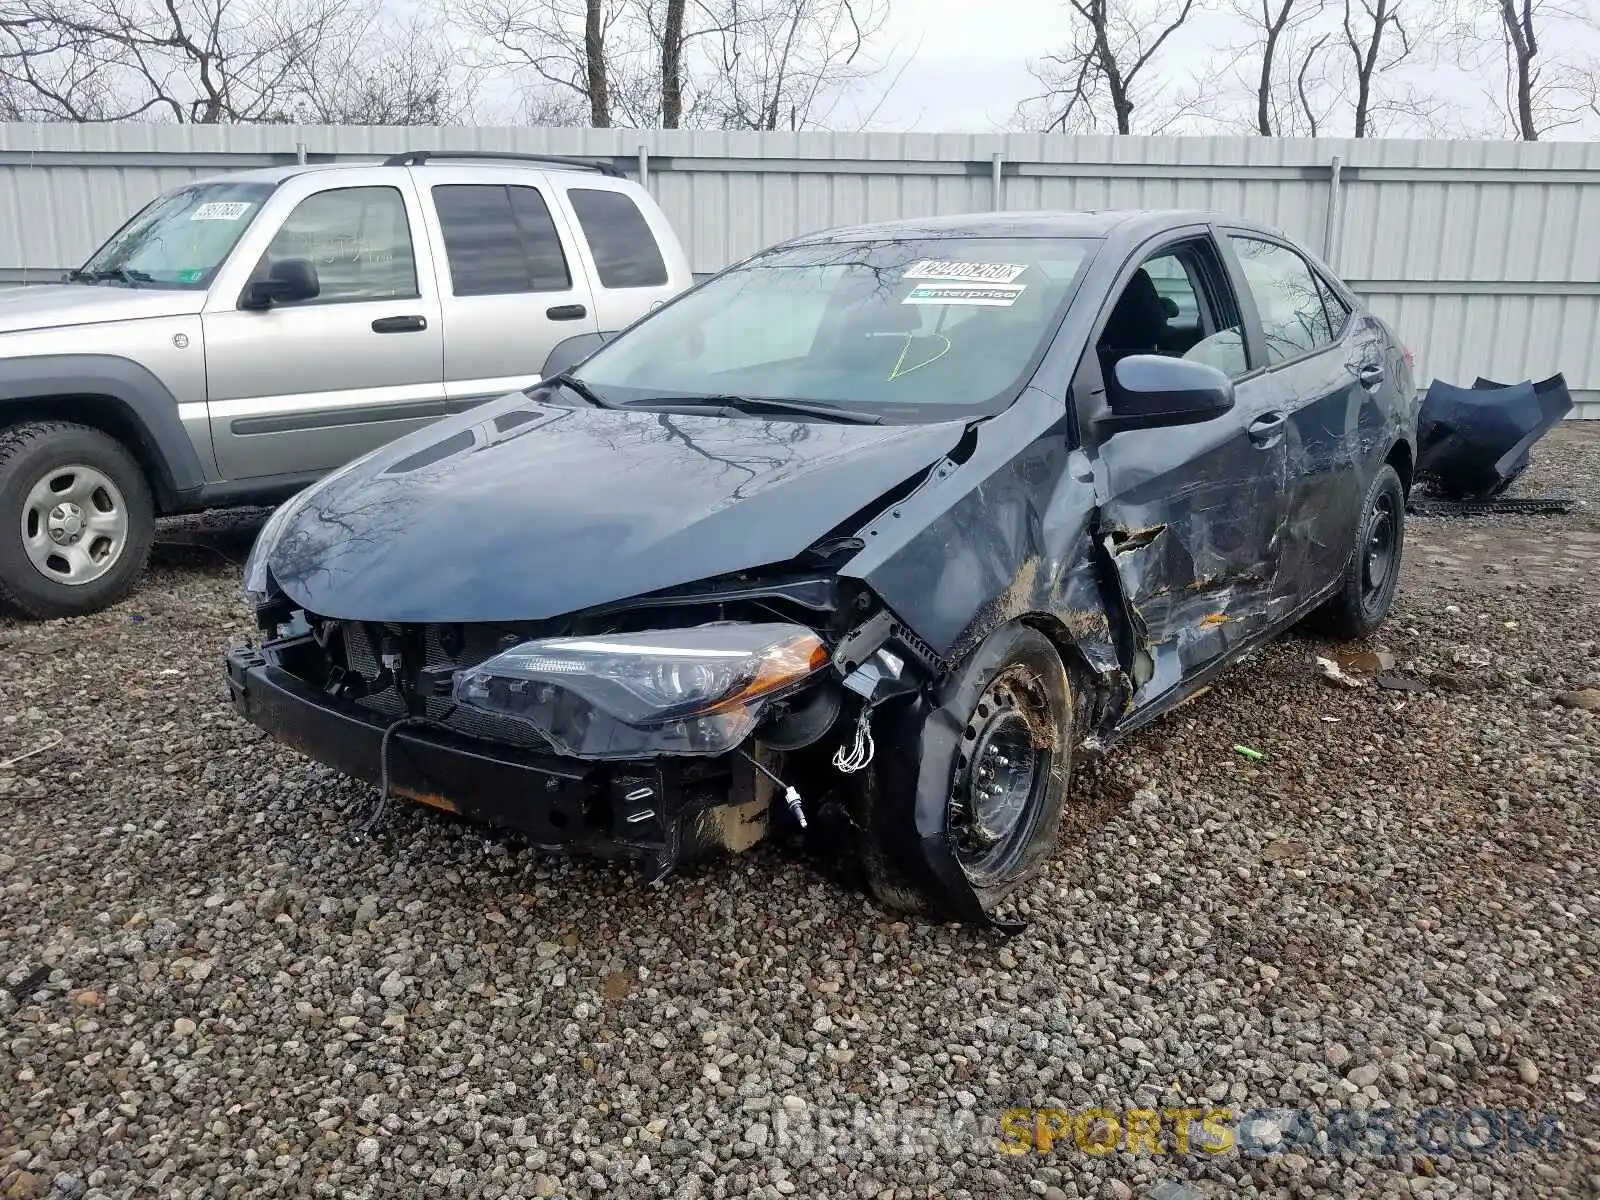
452;623;828;759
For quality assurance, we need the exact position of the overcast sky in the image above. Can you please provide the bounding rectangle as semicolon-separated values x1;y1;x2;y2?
821;0;1600;138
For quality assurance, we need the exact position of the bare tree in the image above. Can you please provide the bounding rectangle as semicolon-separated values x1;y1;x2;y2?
0;0;379;122
1021;0;1205;134
457;0;640;126
0;9;122;119
1448;0;1598;138
660;0;685;126
1228;0;1326;134
697;0;890;130
1295;31;1333;133
1340;0;1411;136
290;14;477;124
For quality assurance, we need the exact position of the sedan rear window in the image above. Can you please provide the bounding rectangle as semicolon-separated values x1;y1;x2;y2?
575;237;1097;418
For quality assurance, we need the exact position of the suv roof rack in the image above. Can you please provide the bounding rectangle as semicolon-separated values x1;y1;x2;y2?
381;150;624;178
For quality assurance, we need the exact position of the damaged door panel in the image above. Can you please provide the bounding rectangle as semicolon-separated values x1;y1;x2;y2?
1091;382;1287;707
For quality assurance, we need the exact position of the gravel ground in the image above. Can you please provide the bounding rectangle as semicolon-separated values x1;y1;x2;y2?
2;425;1597;1200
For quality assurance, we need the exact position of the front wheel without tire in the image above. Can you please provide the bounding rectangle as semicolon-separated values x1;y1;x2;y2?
855;624;1076;918
1307;463;1406;641
0;422;155;618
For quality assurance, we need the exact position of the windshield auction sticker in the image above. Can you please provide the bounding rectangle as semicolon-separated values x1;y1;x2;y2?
905;260;1027;284
190;202;254;221
903;283;1026;307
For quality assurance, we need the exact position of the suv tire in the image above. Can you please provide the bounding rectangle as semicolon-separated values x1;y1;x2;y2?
0;421;155;619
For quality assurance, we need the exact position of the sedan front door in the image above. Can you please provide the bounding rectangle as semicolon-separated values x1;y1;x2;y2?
1081;230;1290;707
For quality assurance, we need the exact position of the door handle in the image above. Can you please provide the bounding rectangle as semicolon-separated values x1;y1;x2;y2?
1248;411;1287;446
1357;362;1386;390
372;315;427;333
546;304;587;321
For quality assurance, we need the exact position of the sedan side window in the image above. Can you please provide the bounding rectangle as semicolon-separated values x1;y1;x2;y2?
1229;236;1335;365
1098;239;1250;383
255;186;418;305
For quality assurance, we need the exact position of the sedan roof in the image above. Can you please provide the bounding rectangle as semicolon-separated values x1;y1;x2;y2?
807;209;1270;243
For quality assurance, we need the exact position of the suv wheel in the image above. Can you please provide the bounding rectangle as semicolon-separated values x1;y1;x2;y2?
0;422;155;618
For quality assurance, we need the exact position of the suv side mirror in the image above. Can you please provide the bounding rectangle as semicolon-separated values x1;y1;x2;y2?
1099;355;1235;434
241;258;319;310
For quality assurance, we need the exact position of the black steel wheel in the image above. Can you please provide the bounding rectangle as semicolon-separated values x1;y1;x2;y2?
949;665;1057;889
1306;463;1406;641
850;624;1077;921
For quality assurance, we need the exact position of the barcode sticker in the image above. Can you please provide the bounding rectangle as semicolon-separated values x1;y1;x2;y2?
191;202;253;221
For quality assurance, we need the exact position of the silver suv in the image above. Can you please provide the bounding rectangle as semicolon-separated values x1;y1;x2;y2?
0;150;692;617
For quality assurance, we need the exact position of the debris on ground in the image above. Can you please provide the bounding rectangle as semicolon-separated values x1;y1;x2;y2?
1415;373;1573;498
1315;655;1366;688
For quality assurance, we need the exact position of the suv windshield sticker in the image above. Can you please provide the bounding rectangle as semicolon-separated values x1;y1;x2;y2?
191;202;254;221
905;260;1027;284
903;283;1026;307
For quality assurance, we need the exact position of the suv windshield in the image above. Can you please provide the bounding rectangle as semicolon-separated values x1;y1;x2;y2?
575;236;1097;419
77;181;276;289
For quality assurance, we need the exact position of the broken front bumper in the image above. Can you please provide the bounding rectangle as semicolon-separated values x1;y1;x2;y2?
224;646;765;875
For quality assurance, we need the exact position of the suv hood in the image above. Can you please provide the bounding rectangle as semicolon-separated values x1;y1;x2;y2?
266;394;967;623
0;283;204;335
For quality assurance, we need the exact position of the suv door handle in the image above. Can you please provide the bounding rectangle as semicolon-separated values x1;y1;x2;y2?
372;315;428;333
1357;362;1386;389
1248;411;1287;446
546;304;587;321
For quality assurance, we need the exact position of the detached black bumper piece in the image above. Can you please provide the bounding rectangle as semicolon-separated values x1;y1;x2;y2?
225;646;755;875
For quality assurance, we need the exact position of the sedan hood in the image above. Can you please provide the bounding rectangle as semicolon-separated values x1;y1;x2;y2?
266;394;967;623
0;283;203;336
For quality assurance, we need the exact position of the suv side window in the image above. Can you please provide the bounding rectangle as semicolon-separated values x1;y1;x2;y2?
433;184;573;296
1229;235;1336;364
567;188;669;288
257;186;417;304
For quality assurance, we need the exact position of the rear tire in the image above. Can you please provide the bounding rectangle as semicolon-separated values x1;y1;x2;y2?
0;422;155;619
1307;464;1405;641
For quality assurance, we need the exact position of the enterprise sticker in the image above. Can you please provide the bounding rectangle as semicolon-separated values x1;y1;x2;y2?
191;202;253;221
905;260;1027;284
903;283;1026;307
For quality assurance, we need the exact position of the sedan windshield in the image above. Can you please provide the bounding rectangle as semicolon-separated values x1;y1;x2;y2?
574;236;1098;419
77;181;276;289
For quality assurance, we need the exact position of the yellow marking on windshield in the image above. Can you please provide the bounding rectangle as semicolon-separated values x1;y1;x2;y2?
887;333;952;381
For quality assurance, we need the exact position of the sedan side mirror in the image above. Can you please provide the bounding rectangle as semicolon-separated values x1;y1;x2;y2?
1099;355;1235;434
241;258;320;310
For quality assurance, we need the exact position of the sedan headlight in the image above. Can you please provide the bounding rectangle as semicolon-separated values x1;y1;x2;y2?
452;623;828;759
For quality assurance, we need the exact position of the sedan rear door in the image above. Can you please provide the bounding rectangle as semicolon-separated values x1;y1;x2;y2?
1221;231;1375;608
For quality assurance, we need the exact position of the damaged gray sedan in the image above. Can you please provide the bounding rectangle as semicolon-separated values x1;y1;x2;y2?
227;211;1418;923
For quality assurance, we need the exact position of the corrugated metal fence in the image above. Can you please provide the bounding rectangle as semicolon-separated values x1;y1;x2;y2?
3;124;1598;416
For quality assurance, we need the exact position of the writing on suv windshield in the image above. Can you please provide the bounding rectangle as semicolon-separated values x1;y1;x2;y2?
76;182;276;290
574;237;1097;419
